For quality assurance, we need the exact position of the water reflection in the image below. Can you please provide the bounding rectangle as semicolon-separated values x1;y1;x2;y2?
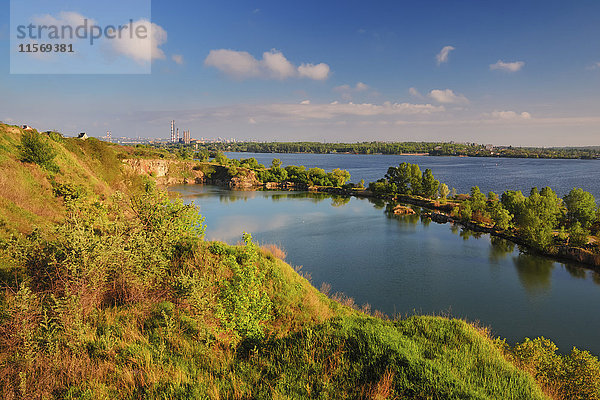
489;237;516;263
459;228;483;241
565;265;587;280
331;195;351;207
513;254;554;294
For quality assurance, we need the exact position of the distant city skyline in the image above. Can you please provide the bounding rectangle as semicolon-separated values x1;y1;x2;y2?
2;0;600;146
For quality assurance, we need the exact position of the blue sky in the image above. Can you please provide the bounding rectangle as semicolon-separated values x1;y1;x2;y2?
1;0;600;145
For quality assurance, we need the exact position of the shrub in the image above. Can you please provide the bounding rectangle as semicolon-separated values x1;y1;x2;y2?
19;131;59;172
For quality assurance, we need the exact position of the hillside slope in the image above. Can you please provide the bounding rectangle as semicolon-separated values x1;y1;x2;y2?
1;124;597;399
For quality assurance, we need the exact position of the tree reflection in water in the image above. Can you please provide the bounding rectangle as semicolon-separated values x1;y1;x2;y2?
512;254;554;294
489;237;516;263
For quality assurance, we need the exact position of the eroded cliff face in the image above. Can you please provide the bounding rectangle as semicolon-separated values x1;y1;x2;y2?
122;159;261;188
123;159;205;185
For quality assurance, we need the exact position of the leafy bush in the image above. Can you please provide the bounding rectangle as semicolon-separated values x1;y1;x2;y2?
510;337;600;399
216;233;271;340
19;131;59;172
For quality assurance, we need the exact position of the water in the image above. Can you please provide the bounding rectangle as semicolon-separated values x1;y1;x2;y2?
225;152;600;198
172;184;600;356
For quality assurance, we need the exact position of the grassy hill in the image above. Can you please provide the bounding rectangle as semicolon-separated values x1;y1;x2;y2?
0;123;598;399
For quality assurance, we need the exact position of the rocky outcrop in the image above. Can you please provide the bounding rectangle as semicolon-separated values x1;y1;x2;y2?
123;159;205;185
122;159;261;188
227;171;261;189
393;205;416;215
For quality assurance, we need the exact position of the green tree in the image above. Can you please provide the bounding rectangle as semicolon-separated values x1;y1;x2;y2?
385;162;411;194
501;190;526;221
421;169;439;198
439;183;450;202
568;222;589;247
469;187;487;214
517;188;561;250
271;158;282;169
564;188;597;229
214;152;228;165
489;202;512;230
327;168;351;187
410;164;422;195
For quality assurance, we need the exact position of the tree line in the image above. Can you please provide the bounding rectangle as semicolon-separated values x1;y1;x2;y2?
181;141;600;160
370;162;600;251
202;151;352;188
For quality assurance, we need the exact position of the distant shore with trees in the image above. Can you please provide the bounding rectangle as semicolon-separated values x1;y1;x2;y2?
168;141;600;160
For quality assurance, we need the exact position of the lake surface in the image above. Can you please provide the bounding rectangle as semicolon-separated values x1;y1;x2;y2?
225;152;600;199
172;184;600;356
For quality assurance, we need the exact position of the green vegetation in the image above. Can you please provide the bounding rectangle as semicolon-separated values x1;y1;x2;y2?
371;162;600;254
175;141;600;159
1;123;600;398
19;130;59;173
205;152;352;188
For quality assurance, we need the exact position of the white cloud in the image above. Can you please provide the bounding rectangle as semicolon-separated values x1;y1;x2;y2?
586;62;600;70
172;54;184;65
428;89;469;105
205;49;330;80
110;19;167;63
408;87;424;99
333;82;371;100
243;101;445;120
262;50;296;79
205;49;261;79
436;45;455;65
297;62;330;80
355;82;368;91
32;11;94;29
172;101;445;125
489;110;532;120
490;60;524;72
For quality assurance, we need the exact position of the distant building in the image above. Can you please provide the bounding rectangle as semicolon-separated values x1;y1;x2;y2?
77;132;88;140
22;125;33;131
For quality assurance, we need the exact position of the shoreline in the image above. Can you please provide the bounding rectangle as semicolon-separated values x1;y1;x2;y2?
123;158;600;271
220;150;600;161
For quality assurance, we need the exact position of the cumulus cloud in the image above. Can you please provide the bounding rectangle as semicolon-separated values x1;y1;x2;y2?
408;87;424;99
204;49;261;78
109;19;167;63
262;50;296;79
172;54;184;65
488;110;532;120
436;45;455;65
297;63;330;80
205;49;330;80
490;60;524;72
333;82;370;100
428;89;469;105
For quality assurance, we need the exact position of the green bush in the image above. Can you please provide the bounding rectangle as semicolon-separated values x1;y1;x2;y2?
19;131;59;172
